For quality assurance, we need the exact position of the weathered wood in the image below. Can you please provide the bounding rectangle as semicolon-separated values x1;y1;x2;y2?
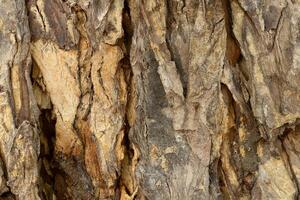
0;0;300;199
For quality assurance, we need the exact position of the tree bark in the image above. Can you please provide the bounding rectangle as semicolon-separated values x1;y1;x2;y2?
0;0;300;199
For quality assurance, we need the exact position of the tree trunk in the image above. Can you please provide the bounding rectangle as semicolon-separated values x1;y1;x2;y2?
0;0;300;199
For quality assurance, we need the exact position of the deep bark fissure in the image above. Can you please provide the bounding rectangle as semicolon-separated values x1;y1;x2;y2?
221;0;242;66
116;0;139;198
218;83;240;199
38;108;56;200
217;83;259;199
30;55;57;199
72;5;93;149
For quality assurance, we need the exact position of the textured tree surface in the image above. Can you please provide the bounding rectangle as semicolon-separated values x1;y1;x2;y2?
0;0;300;199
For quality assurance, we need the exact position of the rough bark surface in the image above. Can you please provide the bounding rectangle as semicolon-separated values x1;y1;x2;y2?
0;0;300;199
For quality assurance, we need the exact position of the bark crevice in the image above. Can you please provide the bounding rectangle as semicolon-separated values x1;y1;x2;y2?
116;1;140;199
221;0;242;66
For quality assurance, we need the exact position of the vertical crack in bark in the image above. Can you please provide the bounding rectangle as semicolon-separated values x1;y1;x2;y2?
9;10;32;127
38;108;56;200
35;3;46;32
73;5;92;148
165;1;187;98
218;83;239;199
9;34;20;125
232;0;260;35
66;5;96;199
117;0;140;199
30;56;56;199
216;83;259;199
96;65;112;104
216;1;264;198
279;129;300;199
271;5;287;50
221;0;241;66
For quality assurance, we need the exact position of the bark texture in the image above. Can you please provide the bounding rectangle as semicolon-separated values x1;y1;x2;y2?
0;0;300;199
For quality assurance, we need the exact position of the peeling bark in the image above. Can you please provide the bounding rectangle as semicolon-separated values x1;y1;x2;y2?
0;0;300;199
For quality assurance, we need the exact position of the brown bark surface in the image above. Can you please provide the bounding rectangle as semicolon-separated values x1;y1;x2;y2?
0;0;300;199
